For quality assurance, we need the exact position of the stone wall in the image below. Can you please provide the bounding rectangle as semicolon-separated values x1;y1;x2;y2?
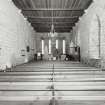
72;0;105;69
0;0;36;69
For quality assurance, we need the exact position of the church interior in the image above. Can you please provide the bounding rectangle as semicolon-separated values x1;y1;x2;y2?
0;0;105;105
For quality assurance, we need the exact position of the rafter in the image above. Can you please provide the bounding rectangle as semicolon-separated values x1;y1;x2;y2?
34;26;72;28
31;23;75;27
28;18;79;23
35;28;72;30
34;28;73;31
22;8;84;11
26;16;79;19
31;22;75;25
33;26;73;28
34;29;72;32
35;29;72;32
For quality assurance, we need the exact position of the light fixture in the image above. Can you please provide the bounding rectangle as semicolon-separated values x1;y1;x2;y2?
48;6;57;38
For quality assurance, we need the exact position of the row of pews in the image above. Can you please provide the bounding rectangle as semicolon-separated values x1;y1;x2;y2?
0;61;105;105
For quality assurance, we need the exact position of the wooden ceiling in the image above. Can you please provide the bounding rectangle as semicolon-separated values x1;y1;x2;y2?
12;0;92;33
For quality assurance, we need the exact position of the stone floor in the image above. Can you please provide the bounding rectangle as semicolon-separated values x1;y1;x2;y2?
0;61;105;105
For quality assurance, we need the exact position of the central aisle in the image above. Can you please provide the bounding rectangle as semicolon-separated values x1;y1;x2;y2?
0;61;105;105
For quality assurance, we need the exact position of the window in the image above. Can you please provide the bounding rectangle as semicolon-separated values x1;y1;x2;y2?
49;39;51;54
63;40;66;54
56;39;58;49
41;40;44;54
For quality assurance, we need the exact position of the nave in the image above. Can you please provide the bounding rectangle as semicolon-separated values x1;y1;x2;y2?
0;0;105;105
0;61;105;105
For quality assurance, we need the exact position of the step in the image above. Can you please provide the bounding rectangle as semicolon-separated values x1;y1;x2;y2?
0;85;105;91
0;75;105;78
0;81;105;86
0;101;104;105
0;75;105;79
5;69;101;72
0;96;104;101
0;71;104;75
55;85;105;91
0;101;49;105
0;78;105;82
0;91;105;96
15;66;95;68
13;68;100;71
57;101;105;105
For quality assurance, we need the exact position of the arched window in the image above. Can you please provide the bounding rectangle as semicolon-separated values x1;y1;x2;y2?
56;39;58;49
49;39;51;54
63;39;66;54
41;39;44;54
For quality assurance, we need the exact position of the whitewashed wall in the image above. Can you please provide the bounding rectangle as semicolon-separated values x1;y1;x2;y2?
72;0;105;68
0;0;36;69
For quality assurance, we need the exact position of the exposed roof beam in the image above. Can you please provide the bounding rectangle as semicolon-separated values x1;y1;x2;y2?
34;29;73;31
34;28;72;31
26;16;79;19
28;19;78;24
29;21;78;24
22;8;84;11
33;26;73;28
32;24;73;26
29;20;78;25
35;28;72;30
34;26;72;28
31;22;75;24
35;29;72;32
34;25;73;28
31;24;75;27
32;23;74;26
36;30;71;33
